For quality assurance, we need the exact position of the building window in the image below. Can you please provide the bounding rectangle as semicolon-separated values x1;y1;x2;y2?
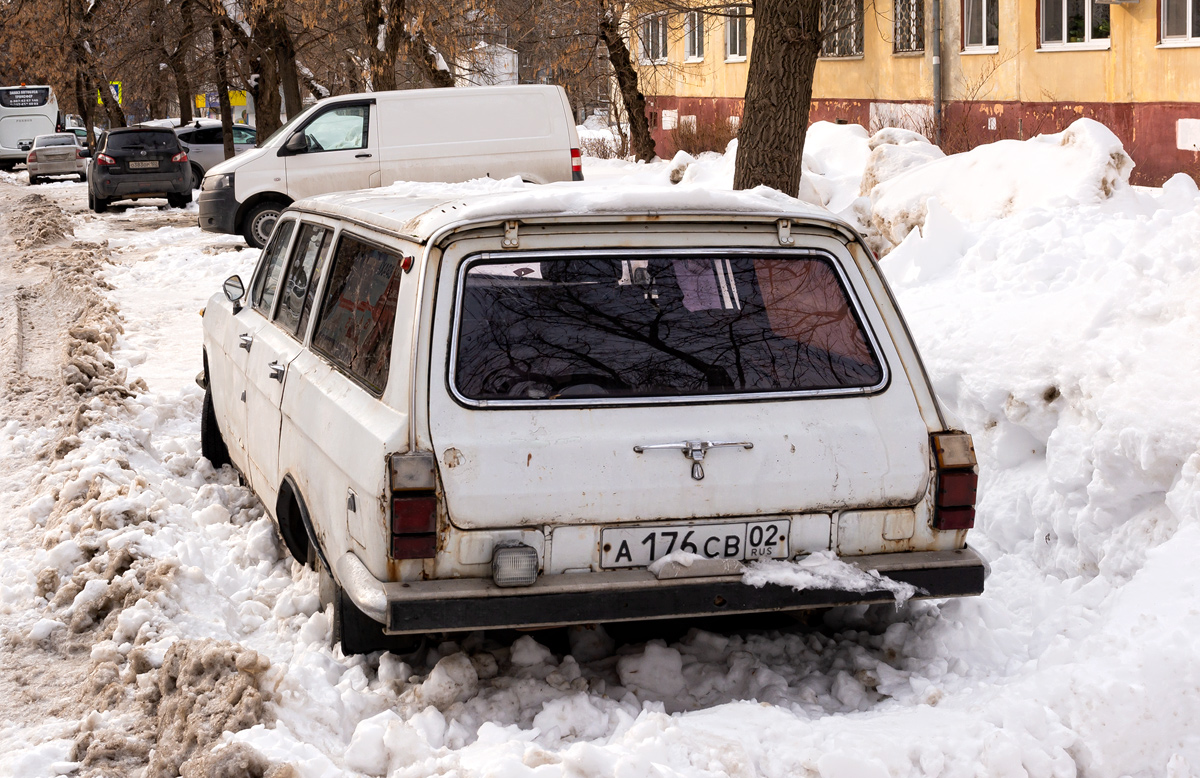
726;6;748;59
963;0;999;48
894;0;925;51
1042;0;1109;44
821;0;865;57
685;11;706;59
1163;0;1200;39
641;13;668;62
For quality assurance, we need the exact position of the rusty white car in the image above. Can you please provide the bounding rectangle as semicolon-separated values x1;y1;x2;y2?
198;185;984;654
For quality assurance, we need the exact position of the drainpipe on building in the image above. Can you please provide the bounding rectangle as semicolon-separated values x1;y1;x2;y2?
932;0;943;146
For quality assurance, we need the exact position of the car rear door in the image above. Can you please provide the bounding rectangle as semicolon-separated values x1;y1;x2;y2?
284;101;380;200
426;237;932;552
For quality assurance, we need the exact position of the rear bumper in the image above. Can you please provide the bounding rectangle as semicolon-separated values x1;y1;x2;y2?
197;186;240;234
92;170;191;199
336;547;988;635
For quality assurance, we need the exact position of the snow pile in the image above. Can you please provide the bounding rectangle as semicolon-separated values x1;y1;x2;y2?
858;128;945;195
871;118;1134;247
743;551;920;606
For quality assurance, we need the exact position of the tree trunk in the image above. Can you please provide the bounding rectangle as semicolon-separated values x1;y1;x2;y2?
74;70;95;148
598;11;655;162
170;52;194;125
405;30;455;88
211;17;236;159
733;0;822;193
273;12;303;116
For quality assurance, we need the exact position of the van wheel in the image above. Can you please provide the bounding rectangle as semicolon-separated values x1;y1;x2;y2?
200;387;232;469
242;201;284;249
168;191;191;209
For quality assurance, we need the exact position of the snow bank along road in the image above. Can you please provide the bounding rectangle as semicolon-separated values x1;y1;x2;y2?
2;118;1200;778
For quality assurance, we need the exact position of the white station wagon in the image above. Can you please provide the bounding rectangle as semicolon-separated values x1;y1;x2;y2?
199;185;985;654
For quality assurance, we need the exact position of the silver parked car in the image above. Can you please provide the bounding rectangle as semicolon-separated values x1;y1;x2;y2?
174;120;256;185
26;133;88;184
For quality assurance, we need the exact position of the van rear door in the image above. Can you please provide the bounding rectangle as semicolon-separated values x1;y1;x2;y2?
426;243;931;538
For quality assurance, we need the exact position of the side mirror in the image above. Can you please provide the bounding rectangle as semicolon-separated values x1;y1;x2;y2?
281;133;307;156
223;275;245;312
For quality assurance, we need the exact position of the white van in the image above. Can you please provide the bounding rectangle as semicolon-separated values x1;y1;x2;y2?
199;183;986;654
197;85;583;248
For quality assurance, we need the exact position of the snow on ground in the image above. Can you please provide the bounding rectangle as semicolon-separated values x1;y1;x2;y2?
2;120;1200;776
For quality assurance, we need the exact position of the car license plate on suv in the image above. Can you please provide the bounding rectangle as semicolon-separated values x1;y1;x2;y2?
128;160;159;169
601;520;790;569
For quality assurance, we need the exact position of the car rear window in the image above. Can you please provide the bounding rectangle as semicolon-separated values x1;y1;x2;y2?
34;135;76;147
311;235;403;394
106;131;179;151
453;251;884;403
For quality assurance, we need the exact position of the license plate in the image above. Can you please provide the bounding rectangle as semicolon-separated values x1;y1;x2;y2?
601;520;790;569
128;160;159;169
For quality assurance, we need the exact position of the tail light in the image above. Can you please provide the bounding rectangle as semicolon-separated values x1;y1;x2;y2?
570;148;583;181
172;151;188;163
26;152;35;164
388;453;439;559
96;153;117;166
931;432;978;530
76;147;86;159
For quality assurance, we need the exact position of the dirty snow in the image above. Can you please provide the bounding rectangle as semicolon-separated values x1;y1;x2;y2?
1;119;1199;777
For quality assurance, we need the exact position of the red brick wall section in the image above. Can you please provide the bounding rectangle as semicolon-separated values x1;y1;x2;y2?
643;96;1199;186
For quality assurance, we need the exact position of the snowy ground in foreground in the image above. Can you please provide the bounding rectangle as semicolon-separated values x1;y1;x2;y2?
1;124;1199;777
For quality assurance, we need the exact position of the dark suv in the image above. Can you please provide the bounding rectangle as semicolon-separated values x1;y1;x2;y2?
88;126;192;212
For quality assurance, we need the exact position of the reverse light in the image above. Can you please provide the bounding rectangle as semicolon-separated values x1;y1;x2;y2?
172;150;188;163
96;153;117;165
931;432;978;530
492;545;539;588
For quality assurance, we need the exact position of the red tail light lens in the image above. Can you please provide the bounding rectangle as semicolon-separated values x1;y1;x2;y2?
76;147;86;159
26;152;36;164
391;493;437;559
931;432;978;531
172;151;188;163
96;153;117;165
570;148;582;173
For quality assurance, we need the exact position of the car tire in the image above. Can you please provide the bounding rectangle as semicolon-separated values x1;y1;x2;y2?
168;191;191;209
241;201;285;249
92;193;108;213
78;171;87;183
200;387;232;469
28;175;40;186
190;163;204;187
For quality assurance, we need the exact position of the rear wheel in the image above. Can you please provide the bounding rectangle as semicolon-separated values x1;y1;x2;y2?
241;200;285;249
78;171;87;183
168;191;191;209
200;387;231;469
28;175;40;186
190;163;204;187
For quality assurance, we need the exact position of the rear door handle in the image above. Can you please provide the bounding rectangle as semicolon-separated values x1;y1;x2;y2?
268;361;285;382
355;153;373;159
238;333;253;351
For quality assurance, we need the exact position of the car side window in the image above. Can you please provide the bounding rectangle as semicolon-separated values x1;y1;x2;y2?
193;127;223;145
275;223;332;338
301;105;369;153
249;219;297;316
177;130;194;144
311;234;402;394
232;126;256;145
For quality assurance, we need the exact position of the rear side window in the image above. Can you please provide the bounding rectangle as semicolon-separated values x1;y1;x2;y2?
107;131;179;151
275;223;332;338
453;252;883;403
250;220;297;315
311;235;403;394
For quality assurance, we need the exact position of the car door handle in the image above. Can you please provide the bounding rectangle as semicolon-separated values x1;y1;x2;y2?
238;333;253;351
268;361;285;382
355;153;373;159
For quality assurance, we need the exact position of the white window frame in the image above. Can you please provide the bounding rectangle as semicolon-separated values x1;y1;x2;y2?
725;6;748;61
1040;0;1110;49
1161;0;1200;43
962;0;999;51
685;11;706;60
641;13;669;63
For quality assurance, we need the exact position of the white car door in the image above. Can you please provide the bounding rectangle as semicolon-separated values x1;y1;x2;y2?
426;241;931;563
243;222;334;511
284;102;380;200
212;218;298;471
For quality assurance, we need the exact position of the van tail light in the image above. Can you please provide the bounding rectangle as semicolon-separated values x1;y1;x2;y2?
388;452;439;559
96;153;117;166
570;148;584;181
931;432;978;531
172;151;188;163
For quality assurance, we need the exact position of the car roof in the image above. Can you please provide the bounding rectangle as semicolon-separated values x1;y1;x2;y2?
109;125;177;133
289;182;850;244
